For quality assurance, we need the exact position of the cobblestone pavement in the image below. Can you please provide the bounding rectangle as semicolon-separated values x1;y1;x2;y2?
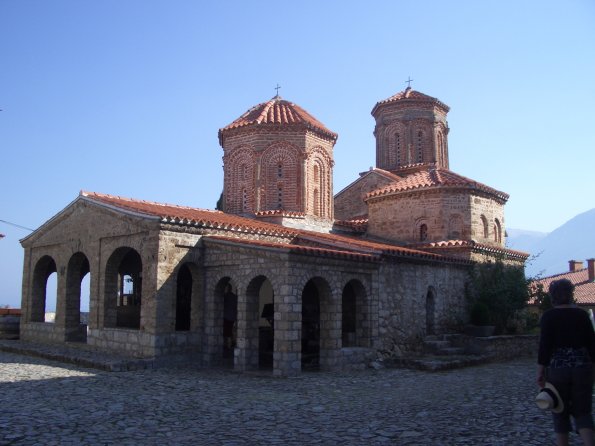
0;352;588;445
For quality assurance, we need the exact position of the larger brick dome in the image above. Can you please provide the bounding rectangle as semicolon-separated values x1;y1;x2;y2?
219;95;337;145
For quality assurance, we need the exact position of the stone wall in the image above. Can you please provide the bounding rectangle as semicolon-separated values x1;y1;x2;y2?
367;189;505;249
376;260;470;356
457;334;538;360
334;171;396;221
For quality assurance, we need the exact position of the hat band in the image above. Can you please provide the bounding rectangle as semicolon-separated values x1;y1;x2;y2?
541;388;560;408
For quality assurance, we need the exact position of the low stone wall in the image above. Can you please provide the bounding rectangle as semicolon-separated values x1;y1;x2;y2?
456;334;538;360
0;309;21;339
20;322;63;344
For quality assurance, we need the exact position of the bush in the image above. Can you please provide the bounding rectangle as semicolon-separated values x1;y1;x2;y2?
467;260;529;334
470;301;491;326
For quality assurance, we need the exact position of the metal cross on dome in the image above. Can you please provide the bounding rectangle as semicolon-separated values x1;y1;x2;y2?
406;76;414;88
275;84;281;96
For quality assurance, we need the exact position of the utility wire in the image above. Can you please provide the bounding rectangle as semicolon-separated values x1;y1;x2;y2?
0;219;34;232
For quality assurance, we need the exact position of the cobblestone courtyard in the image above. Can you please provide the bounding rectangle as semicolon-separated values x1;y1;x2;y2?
0;352;586;445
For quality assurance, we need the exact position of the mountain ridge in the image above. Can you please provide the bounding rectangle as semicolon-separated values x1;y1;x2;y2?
507;208;595;278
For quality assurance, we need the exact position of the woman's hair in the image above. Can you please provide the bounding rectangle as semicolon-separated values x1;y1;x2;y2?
549;278;575;305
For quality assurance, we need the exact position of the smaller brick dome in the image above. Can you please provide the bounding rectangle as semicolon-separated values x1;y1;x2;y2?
219;95;337;144
371;87;450;116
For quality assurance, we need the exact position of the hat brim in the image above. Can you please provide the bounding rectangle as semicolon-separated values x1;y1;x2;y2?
536;382;564;414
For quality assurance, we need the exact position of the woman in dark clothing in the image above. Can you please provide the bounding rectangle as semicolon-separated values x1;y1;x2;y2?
537;278;595;446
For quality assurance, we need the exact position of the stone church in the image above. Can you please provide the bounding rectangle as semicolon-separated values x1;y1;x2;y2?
19;87;527;376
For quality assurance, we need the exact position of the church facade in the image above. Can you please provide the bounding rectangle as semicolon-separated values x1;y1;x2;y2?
19;88;527;376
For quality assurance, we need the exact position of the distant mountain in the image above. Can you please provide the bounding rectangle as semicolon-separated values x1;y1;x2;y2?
506;228;547;253
507;208;595;278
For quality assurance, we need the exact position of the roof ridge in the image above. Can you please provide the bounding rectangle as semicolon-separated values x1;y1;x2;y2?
81;191;220;214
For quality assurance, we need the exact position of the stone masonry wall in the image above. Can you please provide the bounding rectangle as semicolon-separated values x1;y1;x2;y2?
20;199;161;355
376;260;470;357
367;189;505;248
334;171;395;221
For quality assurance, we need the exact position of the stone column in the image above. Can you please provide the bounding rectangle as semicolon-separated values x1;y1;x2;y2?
319;293;342;371
54;264;68;342
234;288;259;371
273;285;301;377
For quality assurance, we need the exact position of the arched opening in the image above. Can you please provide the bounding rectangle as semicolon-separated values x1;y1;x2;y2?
301;280;320;370
30;256;57;323
104;247;142;329
342;283;356;346
481;215;489;238
222;280;237;360
342;279;369;348
175;264;192;331
65;252;90;342
494;218;502;244
416;130;424;163
426;287;436;335
245;276;274;370
395;133;401;167
419;223;428;241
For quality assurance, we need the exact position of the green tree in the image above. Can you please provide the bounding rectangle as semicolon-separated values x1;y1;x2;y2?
468;260;529;334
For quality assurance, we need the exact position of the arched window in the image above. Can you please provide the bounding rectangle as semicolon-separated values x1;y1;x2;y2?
481;215;488;238
313;164;319;183
494;218;502;243
277;185;283;209
277;162;283;178
437;132;443;164
395;133;401;167
313;188;320;216
420;223;428;241
417;130;423;163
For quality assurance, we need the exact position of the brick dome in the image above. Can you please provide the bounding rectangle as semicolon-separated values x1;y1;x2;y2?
371;87;450;116
219;96;337;144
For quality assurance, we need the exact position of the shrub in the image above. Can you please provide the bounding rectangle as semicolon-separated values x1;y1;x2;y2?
470;301;491;326
467;260;529;334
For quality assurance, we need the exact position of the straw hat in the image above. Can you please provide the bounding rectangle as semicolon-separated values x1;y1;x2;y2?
535;382;564;413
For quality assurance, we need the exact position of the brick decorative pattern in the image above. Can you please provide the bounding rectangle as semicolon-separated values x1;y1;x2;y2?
372;90;450;172
220;98;336;221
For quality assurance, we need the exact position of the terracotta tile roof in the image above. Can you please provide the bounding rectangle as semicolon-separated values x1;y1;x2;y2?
254;210;306;218
372;87;450;115
295;231;469;263
333;217;368;232
409;239;530;260
365;167;509;202
204;235;379;263
219;96;337;142
362;168;403;182
80;191;299;237
531;269;595;305
80;191;469;265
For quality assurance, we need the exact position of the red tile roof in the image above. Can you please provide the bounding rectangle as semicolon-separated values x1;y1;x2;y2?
372;87;450;115
219;96;337;142
409;239;530;260
79;191;470;264
204;235;379;263
80;191;299;237
531;269;595;305
365;167;509;202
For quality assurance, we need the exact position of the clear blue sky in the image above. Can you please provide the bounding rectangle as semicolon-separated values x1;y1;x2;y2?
1;0;594;308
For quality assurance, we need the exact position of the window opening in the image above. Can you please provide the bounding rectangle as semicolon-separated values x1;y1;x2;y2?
420;223;428;241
